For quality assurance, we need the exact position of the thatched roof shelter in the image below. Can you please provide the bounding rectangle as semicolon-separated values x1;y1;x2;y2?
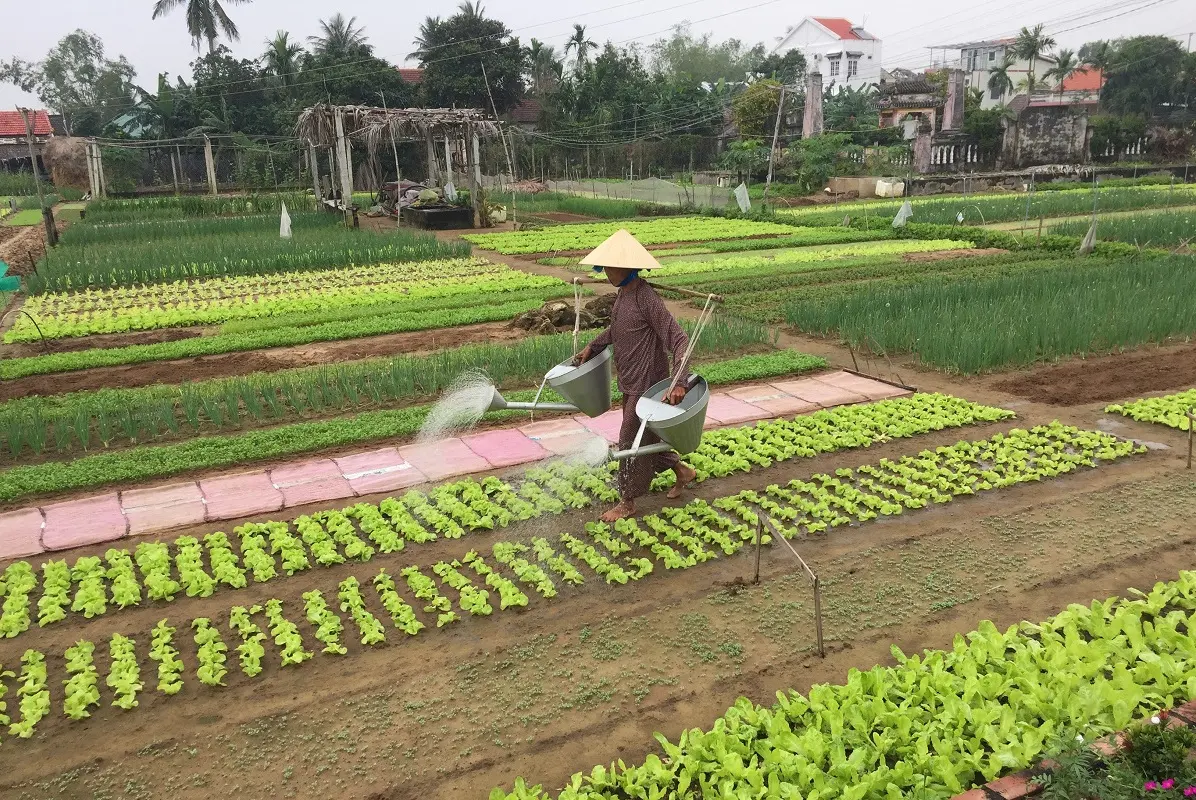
295;104;500;151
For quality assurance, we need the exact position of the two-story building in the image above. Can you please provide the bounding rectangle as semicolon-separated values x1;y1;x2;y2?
770;17;882;90
928;38;1056;109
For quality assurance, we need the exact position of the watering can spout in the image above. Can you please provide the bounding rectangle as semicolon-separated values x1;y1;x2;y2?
486;386;509;412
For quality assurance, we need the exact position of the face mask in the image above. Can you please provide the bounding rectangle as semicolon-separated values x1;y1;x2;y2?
617;270;639;287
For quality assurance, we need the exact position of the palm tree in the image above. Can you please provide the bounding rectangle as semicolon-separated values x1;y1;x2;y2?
151;0;251;54
457;1;485;17
1044;48;1079;100
987;54;1016;102
309;13;370;59
564;24;596;74
528;39;563;97
1012;23;1057;95
262;31;303;88
409;16;443;62
133;74;177;138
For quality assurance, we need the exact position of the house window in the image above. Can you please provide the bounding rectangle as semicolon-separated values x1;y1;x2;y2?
991;85;1003;100
828;57;841;77
988;50;996;62
847;57;859;78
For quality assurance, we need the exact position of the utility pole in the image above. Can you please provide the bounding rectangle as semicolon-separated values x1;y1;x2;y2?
18;107;57;246
480;61;516;181
763;84;787;206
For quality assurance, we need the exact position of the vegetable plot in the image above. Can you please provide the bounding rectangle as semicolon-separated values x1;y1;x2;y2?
8;258;563;342
652;238;974;278
492;570;1196;799
1107;388;1196;431
0;394;1012;641
0;424;1144;748
463;217;795;254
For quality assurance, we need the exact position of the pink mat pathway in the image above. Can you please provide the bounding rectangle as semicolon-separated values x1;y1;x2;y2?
0;371;909;560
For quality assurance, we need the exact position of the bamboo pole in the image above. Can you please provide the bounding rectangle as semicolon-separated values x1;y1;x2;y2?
203;135;218;195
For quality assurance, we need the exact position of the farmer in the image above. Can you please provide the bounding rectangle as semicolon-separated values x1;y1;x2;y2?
574;229;698;522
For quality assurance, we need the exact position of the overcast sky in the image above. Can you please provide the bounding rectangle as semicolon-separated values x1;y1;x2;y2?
2;0;1194;109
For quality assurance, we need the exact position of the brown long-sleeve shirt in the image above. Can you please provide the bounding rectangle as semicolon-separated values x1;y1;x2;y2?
588;278;689;396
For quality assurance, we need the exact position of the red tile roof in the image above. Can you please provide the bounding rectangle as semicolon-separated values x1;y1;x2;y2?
509;99;541;124
1062;67;1103;92
813;18;861;40
0;110;52;138
397;67;424;84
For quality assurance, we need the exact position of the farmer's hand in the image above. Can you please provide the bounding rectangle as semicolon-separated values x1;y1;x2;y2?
665;385;687;405
573;345;593;366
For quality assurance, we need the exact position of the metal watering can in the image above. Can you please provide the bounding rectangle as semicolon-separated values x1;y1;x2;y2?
485;346;710;461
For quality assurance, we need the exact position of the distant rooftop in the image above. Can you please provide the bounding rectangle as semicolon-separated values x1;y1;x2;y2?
0;110;53;138
813;18;876;41
397;67;424;84
932;37;1016;50
1062;67;1103;92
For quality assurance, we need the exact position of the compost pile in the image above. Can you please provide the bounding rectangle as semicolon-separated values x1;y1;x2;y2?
511;293;614;335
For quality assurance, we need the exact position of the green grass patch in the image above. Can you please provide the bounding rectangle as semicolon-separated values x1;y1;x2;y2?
3;209;42;227
84;192;316;223
511;191;679;220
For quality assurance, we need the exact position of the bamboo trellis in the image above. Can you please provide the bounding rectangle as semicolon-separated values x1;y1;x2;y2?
295;104;501;227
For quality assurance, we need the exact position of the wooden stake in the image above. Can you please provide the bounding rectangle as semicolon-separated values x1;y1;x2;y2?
813;576;825;658
1037;215;1043;244
1187;407;1194;470
753;517;763;584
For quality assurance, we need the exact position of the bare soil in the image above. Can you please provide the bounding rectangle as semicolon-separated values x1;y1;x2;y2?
990;340;1196;406
0;321;528;402
903;247;1007;262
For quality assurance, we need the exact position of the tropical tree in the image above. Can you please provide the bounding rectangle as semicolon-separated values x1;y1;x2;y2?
1012;23;1056;94
1044;48;1079;99
0;29;137;135
987;54;1015;102
132;73;179;138
309;14;370;59
261;31;303;88
410;16;443;62
564;24;597;74
414;3;526;113
457;1;484;17
151;0;251;54
527;39;563;97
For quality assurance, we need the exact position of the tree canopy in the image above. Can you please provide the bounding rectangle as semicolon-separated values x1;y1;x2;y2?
414;5;526;113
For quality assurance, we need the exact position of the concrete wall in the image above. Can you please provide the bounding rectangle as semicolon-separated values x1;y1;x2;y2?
1005;106;1090;167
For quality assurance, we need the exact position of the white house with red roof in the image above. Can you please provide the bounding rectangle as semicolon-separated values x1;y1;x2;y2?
770;17;882;90
0;109;54;171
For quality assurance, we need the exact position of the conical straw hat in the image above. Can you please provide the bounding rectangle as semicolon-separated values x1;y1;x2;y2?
580;229;662;271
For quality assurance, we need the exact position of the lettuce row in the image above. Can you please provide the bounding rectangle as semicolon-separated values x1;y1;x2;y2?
69;557;107;620
295;515;347;567
8;650;49;739
559;534;630;586
302;590;347;655
135;543;181;602
149;619;184;695
174;537;217;599
344;503;406;554
373;570;425;636
530;538;585;587
315;510;375;562
431;562;493;617
337;577;386;645
192;618;228;687
263;599;312;667
62;640;100;720
107;633;142;710
203;532;247;589
105;549;143;609
1107;387;1196;432
36;561;70;627
462;552;530;610
229;605;267;676
400;567;458;628
492;543;558;599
